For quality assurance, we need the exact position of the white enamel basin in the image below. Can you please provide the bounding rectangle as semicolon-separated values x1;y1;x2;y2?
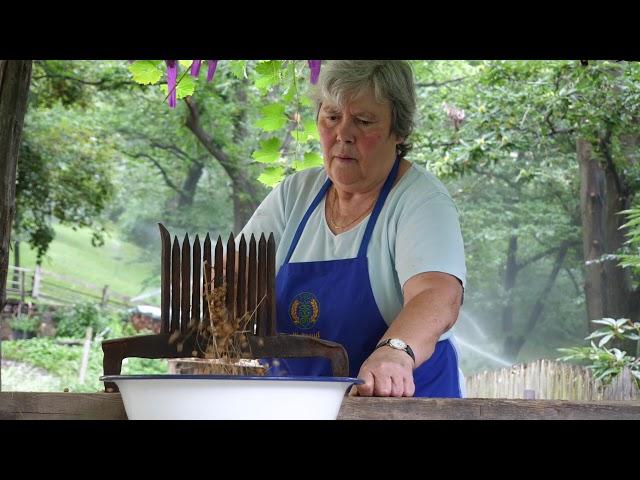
101;375;362;420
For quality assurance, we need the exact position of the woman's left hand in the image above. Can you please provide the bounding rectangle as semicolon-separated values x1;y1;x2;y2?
355;348;415;397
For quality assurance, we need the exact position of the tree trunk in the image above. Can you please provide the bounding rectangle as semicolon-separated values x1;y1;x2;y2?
507;240;570;357
501;234;519;357
0;60;32;392
578;136;636;352
0;60;32;309
177;161;204;208
184;97;263;232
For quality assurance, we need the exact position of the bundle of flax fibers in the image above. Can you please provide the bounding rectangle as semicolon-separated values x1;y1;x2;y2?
170;271;266;376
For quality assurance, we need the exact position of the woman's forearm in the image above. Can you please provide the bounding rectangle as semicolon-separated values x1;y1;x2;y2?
381;273;462;367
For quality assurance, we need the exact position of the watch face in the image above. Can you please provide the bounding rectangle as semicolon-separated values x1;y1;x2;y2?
389;338;406;350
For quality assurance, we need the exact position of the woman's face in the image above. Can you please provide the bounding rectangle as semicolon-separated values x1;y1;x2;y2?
317;88;402;193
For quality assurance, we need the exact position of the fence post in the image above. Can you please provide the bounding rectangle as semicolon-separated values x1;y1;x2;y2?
101;285;110;308
31;265;41;299
20;270;26;302
78;326;93;384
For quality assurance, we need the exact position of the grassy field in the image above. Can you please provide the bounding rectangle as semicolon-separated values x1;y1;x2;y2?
16;223;158;301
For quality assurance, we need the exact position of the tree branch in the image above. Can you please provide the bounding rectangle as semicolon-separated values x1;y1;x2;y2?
124;151;183;196
563;266;582;296
416;77;468;88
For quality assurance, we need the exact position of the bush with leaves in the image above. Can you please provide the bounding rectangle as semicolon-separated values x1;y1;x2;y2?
9;315;40;334
53;302;126;339
558;318;640;388
618;205;640;283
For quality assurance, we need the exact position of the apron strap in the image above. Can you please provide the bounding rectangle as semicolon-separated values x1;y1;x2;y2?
283;157;401;265
357;157;400;258
282;178;332;265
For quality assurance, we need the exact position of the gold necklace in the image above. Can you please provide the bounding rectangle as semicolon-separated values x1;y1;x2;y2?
328;187;376;231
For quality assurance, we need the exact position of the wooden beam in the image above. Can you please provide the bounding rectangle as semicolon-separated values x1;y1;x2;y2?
1;392;639;420
0;393;127;420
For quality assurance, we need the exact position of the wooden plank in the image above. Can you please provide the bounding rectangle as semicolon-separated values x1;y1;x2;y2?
159;223;171;334
267;233;276;336
181;233;191;333
339;397;640;420
214;236;223;289
192;235;201;325
39;269;130;301
237;235;247;322
171;236;181;333
202;233;211;323
247;234;257;335
0;392;127;420
256;234;267;336
7;265;32;273
1;392;639;420
226;233;236;323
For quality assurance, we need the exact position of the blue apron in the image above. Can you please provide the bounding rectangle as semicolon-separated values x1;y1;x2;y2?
272;158;462;398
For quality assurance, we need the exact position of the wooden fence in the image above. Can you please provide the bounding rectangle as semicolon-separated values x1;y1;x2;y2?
466;359;639;400
5;265;133;308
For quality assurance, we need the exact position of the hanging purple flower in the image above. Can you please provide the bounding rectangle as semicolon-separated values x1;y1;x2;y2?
166;60;177;108
308;60;321;85
190;60;202;77
207;60;218;82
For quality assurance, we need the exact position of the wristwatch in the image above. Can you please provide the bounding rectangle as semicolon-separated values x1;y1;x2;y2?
375;338;415;363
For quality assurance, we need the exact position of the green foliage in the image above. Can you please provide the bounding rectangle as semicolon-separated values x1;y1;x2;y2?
128;60;164;85
558;318;640;387
9;315;40;333
17;63;118;261
255;103;288;131
257;166;286;188
252;137;282;163
128;60;323;188
618;206;640;284
2;337;167;393
53;302;123;339
160;74;196;100
18;223;159;301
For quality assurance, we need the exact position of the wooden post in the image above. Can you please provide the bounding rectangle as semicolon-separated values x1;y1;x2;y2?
78;327;93;384
20;270;26;302
31;265;41;299
101;285;110;308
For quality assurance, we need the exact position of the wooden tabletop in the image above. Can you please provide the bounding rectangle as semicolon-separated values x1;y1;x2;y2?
1;392;639;420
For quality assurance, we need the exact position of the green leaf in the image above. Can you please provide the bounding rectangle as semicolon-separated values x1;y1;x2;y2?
293;152;323;171
179;60;193;69
175;75;195;99
283;84;297;102
160;75;196;100
598;334;613;347
592;318;618;327
302;118;320;141
129;61;163;85
255;103;288;131
257;166;285;187
252;137;282;163
585;331;608;340
254;61;283;91
229;60;246;79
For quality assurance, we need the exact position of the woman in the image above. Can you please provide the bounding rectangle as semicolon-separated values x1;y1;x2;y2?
240;60;466;397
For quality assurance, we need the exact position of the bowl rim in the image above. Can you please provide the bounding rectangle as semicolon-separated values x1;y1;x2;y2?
101;374;363;384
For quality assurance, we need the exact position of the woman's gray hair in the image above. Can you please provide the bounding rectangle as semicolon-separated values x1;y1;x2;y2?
313;60;416;159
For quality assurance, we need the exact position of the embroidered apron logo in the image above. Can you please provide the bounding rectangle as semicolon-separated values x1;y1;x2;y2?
289;292;320;329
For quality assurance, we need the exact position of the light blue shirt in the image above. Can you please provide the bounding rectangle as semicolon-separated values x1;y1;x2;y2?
239;163;466;330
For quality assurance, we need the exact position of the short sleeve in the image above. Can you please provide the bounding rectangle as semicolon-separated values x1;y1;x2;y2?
395;192;466;289
238;181;287;245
